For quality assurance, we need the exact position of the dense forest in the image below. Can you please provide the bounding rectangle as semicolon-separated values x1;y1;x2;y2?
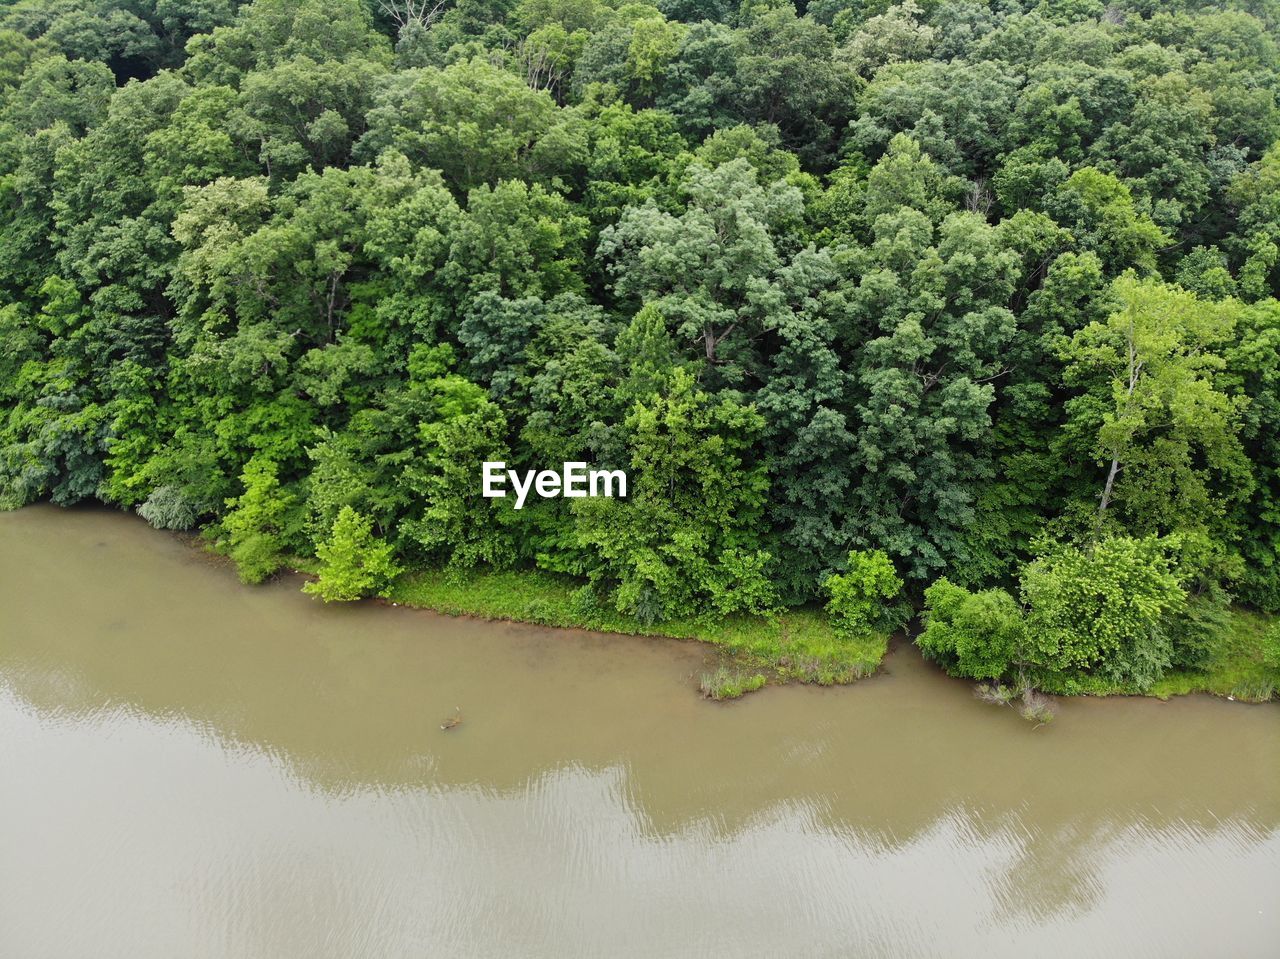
1;0;1277;695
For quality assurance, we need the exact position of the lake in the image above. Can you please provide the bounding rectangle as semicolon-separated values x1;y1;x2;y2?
1;505;1277;957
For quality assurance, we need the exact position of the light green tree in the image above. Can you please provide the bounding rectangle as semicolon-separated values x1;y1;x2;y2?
304;505;401;602
1060;275;1250;540
1020;536;1186;689
823;549;905;638
917;579;1026;681
223;456;294;584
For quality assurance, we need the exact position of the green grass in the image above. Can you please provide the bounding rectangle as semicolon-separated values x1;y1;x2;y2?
699;667;768;701
1150;607;1278;703
387;567;889;692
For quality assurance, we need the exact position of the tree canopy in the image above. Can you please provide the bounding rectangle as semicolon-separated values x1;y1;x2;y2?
1;0;1277;690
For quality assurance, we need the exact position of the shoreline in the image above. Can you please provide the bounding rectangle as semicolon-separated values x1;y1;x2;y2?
344;565;889;699
15;503;1280;705
306;557;1276;707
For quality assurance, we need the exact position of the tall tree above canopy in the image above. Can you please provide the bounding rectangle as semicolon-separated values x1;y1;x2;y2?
1059;276;1250;548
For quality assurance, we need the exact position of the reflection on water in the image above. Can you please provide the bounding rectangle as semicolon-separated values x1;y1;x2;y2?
1;505;1278;958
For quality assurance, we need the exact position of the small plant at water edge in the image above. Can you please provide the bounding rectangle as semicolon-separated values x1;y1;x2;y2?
700;667;767;701
823;549;907;639
974;679;1056;725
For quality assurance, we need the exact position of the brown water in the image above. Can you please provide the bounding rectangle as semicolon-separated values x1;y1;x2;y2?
0;505;1277;958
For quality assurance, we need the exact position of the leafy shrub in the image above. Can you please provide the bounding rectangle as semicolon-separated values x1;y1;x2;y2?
710;548;780;617
1021;536;1186;690
918;578;1025;680
304;506;401;602
137;485;203;531
223;458;293;584
824;549;905;638
1166;595;1233;670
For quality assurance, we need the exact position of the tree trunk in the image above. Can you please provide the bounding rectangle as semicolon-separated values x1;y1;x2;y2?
1095;321;1142;534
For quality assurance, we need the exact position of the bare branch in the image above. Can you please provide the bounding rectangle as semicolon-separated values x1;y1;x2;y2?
376;0;450;31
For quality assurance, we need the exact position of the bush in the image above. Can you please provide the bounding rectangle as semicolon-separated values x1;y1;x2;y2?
1263;621;1280;676
710;548;780;618
974;681;1056;724
918;579;1025;680
1167;595;1233;670
223;458;293;584
824;549;905;638
1017;687;1056;725
304;506;402;602
137;485;203;531
1021;536;1186;690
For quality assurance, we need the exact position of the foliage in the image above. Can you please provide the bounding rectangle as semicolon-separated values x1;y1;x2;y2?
918;579;1025;682
823;548;904;638
574;368;775;623
303;505;401;601
1021;536;1186;690
1146;608;1277;703
223;456;294;583
1060;275;1250;541
699;666;766;701
392;565;887;693
1;0;1278;694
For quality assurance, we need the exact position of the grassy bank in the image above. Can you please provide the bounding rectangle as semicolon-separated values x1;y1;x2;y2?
1151;608;1278;703
1031;607;1278;703
386;566;1276;704
388;568;888;696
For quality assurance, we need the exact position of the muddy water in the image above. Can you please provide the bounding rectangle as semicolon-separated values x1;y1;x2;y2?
0;505;1277;958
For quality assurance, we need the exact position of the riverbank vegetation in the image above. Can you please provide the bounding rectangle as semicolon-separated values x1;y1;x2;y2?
391;566;889;685
1;0;1278;700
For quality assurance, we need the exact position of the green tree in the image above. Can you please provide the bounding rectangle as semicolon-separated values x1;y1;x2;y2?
574;368;774;622
1060;275;1250;543
442;179;588;310
1046;168;1169;275
1021;536;1186;689
304;505;401;601
917;579;1026;681
223;456;294;583
402;346;516;569
1228;143;1280;300
839;189;1020;581
1224;298;1280;610
824;549;904;638
599;158;802;385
